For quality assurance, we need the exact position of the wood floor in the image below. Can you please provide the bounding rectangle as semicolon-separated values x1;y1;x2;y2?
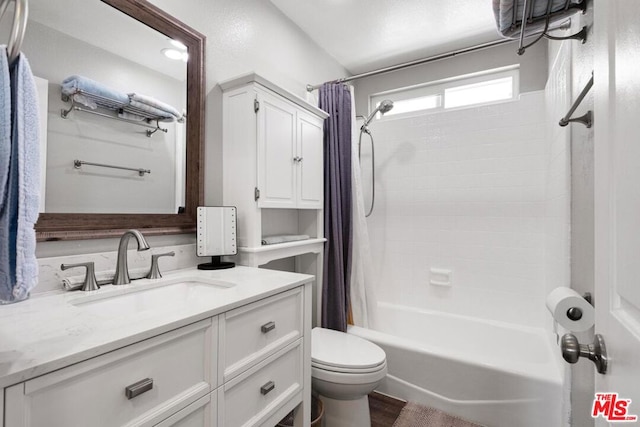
369;392;407;427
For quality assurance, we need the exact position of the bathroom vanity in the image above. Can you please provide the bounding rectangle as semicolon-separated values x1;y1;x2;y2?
0;267;313;427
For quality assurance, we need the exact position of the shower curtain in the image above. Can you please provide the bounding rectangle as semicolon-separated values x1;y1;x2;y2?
349;86;378;329
320;83;352;332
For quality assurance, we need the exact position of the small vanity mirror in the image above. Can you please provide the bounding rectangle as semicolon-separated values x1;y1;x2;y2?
21;0;205;240
196;207;237;270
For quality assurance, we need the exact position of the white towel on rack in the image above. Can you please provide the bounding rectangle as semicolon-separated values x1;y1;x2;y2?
0;50;40;303
128;93;182;118
261;235;310;245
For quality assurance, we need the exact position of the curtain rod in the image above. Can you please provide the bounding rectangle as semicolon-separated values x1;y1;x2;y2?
306;38;516;92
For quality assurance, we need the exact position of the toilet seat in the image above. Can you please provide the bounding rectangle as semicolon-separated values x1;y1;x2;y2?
312;359;387;385
311;327;387;379
312;359;386;374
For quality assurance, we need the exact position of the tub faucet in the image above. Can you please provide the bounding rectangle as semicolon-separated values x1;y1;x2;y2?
113;229;150;285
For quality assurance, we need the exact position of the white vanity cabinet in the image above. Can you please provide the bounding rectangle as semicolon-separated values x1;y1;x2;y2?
3;282;312;427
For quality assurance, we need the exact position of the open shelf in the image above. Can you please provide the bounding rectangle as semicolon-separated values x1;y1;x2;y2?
237;238;326;267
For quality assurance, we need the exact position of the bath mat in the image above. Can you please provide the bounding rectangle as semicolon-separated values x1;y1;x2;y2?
392;402;483;427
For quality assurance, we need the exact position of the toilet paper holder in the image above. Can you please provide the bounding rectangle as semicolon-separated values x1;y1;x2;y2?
566;292;593;321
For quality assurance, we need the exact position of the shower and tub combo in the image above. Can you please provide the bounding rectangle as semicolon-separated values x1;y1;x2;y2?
349;91;564;427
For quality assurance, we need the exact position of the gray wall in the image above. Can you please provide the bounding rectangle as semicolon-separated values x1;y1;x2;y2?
36;0;347;257
353;40;548;116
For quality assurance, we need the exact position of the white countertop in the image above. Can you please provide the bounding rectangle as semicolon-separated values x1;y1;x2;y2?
0;266;313;388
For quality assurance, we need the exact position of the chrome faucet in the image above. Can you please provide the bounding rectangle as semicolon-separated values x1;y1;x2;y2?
113;230;150;285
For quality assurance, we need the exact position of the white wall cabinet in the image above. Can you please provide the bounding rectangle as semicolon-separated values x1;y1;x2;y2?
3;285;312;427
255;90;324;210
222;73;328;250
221;74;328;326
295;111;324;209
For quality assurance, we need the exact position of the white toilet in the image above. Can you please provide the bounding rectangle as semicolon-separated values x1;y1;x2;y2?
311;327;387;427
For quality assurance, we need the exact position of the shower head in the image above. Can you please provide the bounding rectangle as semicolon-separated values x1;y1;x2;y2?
362;99;394;127
378;99;394;114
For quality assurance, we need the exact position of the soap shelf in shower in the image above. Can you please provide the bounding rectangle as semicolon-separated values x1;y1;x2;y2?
61;89;169;137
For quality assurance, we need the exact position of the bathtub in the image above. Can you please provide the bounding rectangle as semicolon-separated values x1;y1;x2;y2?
348;303;564;427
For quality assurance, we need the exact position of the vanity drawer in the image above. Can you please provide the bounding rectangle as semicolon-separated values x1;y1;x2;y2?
218;339;303;427
154;390;217;427
5;319;216;427
219;288;303;381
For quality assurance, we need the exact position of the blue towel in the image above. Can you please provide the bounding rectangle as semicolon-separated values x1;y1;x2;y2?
61;75;129;105
0;46;13;302
0;50;40;303
0;47;10;212
493;0;582;36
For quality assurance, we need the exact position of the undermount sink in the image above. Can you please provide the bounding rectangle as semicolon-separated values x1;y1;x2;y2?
69;276;235;317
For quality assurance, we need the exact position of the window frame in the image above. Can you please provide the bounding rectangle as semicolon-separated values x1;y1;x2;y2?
369;65;520;120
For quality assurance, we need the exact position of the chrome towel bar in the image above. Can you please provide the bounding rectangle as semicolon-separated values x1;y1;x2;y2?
74;160;151;176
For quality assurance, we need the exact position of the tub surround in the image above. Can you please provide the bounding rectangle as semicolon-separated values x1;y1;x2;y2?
0;266;312;389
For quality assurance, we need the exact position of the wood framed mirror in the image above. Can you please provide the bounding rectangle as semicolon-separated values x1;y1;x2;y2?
33;0;205;241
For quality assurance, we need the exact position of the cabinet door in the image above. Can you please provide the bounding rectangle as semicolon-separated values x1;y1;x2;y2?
257;91;297;209
296;112;324;209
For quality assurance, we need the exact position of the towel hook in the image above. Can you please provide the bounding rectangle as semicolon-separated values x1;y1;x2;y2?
0;0;28;66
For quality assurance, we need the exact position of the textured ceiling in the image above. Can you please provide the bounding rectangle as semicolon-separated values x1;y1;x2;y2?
269;0;500;75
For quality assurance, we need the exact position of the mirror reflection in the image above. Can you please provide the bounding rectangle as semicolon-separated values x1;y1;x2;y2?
22;0;187;214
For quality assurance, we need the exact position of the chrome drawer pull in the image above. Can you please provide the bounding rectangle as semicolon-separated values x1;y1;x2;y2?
261;321;276;333
260;381;275;395
125;378;154;399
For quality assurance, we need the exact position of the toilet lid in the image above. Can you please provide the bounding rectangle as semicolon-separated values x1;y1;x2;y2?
311;327;386;371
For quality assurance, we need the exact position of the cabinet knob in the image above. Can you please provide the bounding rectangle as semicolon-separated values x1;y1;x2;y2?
125;378;154;399
293;156;303;163
260;381;275;395
261;321;276;333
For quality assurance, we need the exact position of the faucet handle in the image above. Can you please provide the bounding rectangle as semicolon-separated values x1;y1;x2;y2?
146;251;175;279
61;262;100;292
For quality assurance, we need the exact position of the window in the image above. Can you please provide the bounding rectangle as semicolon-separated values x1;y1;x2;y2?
369;66;519;119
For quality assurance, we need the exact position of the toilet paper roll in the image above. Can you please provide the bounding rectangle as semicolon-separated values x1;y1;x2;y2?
545;287;594;332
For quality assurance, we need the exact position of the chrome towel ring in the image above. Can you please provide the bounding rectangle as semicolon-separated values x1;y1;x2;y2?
0;0;28;66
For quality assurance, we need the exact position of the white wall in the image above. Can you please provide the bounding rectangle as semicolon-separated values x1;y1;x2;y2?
147;0;348;208
365;92;548;327
546;5;595;426
35;0;347;286
544;38;573;427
